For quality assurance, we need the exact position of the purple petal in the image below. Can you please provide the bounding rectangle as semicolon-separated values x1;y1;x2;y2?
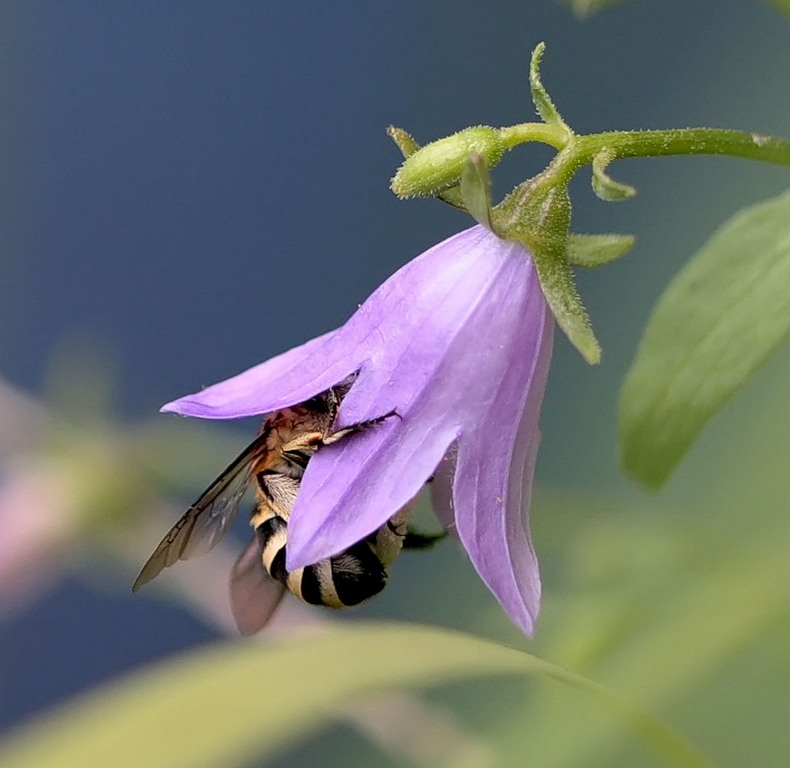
429;447;458;533
451;305;554;635
285;227;553;576
161;330;344;418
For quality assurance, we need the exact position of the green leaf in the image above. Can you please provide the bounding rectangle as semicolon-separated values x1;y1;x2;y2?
619;188;790;488
459;154;494;230
591;150;637;201
567;233;636;267
0;624;712;768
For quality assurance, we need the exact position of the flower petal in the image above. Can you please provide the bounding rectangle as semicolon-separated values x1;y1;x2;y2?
429;447;458;533
161;330;350;418
285;227;552;572
451;298;554;635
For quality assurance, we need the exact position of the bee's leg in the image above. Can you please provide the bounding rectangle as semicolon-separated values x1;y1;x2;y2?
323;408;401;445
280;432;325;469
402;528;448;550
280;409;399;464
319;376;358;418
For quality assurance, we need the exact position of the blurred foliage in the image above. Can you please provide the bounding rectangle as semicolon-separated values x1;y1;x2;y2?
619;189;790;488
559;0;632;18
512;349;790;768
0;625;712;768
562;0;790;19
41;347;253;538
766;0;790;15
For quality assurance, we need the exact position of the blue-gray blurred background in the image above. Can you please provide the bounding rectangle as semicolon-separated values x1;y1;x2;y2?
2;2;789;766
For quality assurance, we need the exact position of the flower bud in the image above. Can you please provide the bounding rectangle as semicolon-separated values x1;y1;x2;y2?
390;126;506;198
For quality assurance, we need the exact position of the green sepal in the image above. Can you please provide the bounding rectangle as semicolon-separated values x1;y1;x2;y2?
390;126;506;199
386;125;420;158
592;149;637;201
532;236;602;365
529;43;570;133
460;154;494;230
495;177;601;364
567;233;636;267
619;188;790;488
434;186;466;210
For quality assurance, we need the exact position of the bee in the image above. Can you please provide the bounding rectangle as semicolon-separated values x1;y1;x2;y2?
133;378;443;634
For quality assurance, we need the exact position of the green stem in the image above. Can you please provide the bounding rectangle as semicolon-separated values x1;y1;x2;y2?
574;127;790;167
499;126;790;189
499;122;570;151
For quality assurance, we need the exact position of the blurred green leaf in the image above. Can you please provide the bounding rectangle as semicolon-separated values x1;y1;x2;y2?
619;188;790;487
514;357;790;765
765;0;790;16
0;624;712;768
560;0;632;17
511;503;790;767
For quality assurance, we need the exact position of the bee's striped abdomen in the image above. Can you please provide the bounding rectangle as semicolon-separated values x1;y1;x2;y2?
256;515;288;581
256;514;389;610
330;541;387;606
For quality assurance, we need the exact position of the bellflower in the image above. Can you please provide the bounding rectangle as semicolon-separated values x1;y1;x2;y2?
163;225;554;635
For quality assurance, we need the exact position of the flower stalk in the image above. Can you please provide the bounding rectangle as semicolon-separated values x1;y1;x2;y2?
498;125;790;173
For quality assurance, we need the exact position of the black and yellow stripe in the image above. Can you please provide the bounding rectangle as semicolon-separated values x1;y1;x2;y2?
256;513;396;609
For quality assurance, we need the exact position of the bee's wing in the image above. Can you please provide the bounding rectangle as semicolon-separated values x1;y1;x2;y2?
229;534;287;635
132;433;270;592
